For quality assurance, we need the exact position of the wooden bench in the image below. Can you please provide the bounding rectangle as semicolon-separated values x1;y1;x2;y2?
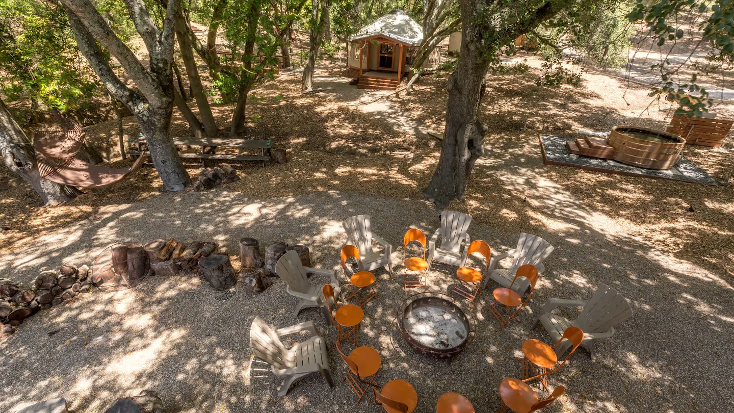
130;136;274;166
667;115;733;148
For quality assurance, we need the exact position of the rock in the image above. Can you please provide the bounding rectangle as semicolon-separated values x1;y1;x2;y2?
9;319;20;327
60;265;77;278
0;279;19;298
151;261;180;277
91;267;119;286
37;290;54;304
2;324;15;335
51;297;64;306
18;398;68;413
77;264;90;281
35;274;57;289
80;284;92;293
105;390;164;413
8;307;32;322
0;301;13;317
60;290;76;301
29;300;39;310
57;276;76;289
14;289;36;305
71;283;81;293
51;286;63;296
242;269;269;293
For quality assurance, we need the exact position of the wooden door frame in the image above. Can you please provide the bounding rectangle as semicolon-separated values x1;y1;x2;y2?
378;42;395;70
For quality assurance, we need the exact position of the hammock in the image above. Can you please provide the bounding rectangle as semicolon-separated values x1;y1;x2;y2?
34;129;145;189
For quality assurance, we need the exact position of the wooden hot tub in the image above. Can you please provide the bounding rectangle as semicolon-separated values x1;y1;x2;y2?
608;126;685;170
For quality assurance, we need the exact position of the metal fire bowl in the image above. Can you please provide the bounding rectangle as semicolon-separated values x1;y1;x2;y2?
398;294;471;359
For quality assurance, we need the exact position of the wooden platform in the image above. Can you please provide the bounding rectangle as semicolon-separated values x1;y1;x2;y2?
357;71;400;89
540;135;719;185
130;136;273;165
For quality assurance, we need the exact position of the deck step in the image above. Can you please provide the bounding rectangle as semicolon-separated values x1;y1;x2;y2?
357;75;399;90
586;136;611;149
572;138;616;159
566;141;581;154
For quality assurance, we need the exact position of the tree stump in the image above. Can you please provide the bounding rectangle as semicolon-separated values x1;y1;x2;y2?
239;238;263;269
60;265;77;278
151;261;180;277
287;244;312;268
198;254;237;290
264;242;287;276
144;239;166;263
8;307;31;322
111;244;131;280
58;276;76;290
272;148;287;164
15;290;36;305
36;290;54;304
125;246;150;287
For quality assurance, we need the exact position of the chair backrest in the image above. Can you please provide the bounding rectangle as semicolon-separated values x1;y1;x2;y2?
575;284;634;333
403;228;427;249
531;385;565;411
509;233;554;273
466;239;491;271
340;244;362;272
374;389;409;413
438;210;472;252
554;326;584;367
511;264;539;295
322;284;338;311
250;317;290;370
275;250;312;295
335;340;360;376
343;215;373;256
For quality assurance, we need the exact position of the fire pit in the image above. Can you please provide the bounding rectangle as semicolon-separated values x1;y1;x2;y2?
398;295;471;359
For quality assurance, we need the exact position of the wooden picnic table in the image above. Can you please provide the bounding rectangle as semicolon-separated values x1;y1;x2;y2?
130;136;274;165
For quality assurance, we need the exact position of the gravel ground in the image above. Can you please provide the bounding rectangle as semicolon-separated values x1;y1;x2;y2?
1;189;732;413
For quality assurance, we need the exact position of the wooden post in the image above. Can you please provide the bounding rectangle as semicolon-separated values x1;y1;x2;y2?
359;41;363;77
397;44;403;83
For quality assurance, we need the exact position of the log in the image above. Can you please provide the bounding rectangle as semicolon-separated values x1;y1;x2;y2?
71;283;81;293
36;290;54;304
193;242;217;260
8;307;31;322
0;302;12;318
51;286;63;296
272;148;287;164
51;297;64;306
239;238;263;269
60;265;77;278
125;246;150;287
264;242;287;276
287;244;312;268
151;260;181;277
111;244;131;279
60;290;76;300
15;290;36;305
198;254;237;290
156;238;178;261
144;239;166;263
182;241;204;261
171;241;186;261
58;276;76;290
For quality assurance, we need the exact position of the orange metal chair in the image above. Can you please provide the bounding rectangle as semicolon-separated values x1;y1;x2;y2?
323;284;364;346
340;245;377;306
522;326;584;392
402;228;430;290
489;264;539;329
498;378;565;413
453;240;491;303
374;379;418;413
335;340;382;404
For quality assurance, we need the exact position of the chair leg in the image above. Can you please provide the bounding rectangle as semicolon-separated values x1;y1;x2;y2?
278;373;301;397
320;366;334;388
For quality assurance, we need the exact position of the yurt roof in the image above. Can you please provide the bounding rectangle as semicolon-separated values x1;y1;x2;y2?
349;10;423;46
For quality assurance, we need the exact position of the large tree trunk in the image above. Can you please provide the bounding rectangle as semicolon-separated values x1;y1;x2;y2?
138;106;190;191
279;34;292;69
230;81;255;136
423;2;490;210
0;97;78;205
302;0;327;92
229;0;260;136
174;11;218;138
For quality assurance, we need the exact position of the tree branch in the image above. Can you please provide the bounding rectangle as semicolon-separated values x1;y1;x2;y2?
123;0;161;55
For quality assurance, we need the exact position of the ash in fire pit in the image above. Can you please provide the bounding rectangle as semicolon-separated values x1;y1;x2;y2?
399;296;471;359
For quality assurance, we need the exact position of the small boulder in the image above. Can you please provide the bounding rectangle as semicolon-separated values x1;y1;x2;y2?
17;398;68;413
105;390;165;413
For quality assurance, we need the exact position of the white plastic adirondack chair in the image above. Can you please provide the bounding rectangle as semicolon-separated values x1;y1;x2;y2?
485;233;554;295
275;250;339;320
428;210;472;267
535;284;633;357
250;316;334;396
342;215;393;273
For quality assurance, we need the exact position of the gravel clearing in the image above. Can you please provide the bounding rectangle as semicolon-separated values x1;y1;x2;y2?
1;189;732;413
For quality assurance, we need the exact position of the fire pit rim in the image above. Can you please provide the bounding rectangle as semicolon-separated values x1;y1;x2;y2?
397;293;474;359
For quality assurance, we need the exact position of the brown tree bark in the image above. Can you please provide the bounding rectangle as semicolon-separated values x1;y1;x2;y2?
229;0;262;136
62;0;190;192
424;0;562;209
302;0;328;92
0;97;78;205
239;237;263;269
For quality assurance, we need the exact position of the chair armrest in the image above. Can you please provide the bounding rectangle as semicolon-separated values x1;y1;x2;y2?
277;320;317;337
305;267;333;277
286;285;318;301
488;250;509;274
373;234;391;250
586;326;615;341
536;262;545;273
541;298;586;314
